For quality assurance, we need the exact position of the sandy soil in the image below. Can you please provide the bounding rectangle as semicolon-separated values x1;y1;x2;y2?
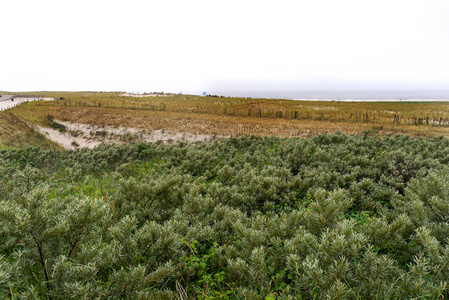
35;120;226;150
119;93;169;97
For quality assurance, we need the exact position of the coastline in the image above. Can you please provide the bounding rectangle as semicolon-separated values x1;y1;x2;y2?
292;98;449;102
211;90;449;102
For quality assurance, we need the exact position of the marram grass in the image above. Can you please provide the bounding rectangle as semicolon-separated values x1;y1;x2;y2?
8;91;449;138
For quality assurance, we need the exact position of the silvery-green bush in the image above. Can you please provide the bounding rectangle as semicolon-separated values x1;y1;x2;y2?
1;132;449;299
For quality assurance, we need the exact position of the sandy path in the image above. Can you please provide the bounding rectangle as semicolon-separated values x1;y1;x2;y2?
36;125;102;149
35;120;226;150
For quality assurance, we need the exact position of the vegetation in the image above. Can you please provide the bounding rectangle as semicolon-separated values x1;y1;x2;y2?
46;115;66;133
7;92;449;138
0;111;61;149
2;132;449;298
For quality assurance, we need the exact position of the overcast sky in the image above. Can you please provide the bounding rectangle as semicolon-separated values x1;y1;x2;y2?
1;0;449;94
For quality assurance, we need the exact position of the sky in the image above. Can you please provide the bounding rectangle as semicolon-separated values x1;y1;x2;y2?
1;0;449;95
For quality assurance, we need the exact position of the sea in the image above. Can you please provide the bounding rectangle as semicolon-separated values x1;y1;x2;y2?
209;90;449;102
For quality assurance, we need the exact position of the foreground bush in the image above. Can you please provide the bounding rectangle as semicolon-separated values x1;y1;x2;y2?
1;132;449;299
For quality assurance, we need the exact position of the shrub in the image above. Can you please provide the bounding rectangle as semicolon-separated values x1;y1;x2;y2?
1;133;449;298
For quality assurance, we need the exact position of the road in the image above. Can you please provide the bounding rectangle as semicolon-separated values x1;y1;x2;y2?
0;94;14;102
0;95;53;111
0;95;25;111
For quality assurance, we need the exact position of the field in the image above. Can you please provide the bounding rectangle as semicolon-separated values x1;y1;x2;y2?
5;92;449;141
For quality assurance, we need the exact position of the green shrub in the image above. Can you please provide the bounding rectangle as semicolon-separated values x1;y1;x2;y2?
1;133;449;298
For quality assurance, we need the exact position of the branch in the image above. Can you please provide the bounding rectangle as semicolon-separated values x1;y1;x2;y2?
0;177;9;196
142;239;157;257
68;239;79;259
31;233;52;299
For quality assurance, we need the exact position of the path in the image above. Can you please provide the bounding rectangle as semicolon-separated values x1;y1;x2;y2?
0;95;54;111
0;95;17;111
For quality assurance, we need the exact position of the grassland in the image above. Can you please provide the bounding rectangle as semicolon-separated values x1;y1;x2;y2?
6;91;449;140
0;111;62;149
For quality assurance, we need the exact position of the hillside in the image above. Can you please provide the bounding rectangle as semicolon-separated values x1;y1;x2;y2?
0;111;61;149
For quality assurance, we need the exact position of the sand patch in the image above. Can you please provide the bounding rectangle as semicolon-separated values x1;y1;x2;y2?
119;93;169;97
34;120;226;150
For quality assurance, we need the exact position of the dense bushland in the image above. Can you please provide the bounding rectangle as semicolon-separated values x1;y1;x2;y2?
1;132;449;299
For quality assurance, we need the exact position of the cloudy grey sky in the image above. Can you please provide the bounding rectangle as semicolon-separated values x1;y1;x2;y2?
2;0;449;95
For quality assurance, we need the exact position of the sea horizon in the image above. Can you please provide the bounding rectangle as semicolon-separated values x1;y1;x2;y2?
207;90;449;102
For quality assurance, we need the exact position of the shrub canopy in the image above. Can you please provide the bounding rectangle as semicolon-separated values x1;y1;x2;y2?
1;132;449;299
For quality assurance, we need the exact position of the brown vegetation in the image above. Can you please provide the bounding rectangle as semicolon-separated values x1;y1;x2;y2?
7;92;449;139
0;111;62;149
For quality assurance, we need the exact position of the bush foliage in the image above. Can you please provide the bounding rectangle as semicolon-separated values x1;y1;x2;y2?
1;132;449;299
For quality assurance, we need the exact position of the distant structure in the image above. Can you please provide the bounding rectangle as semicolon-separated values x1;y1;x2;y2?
119;92;169;98
203;92;207;96
0;95;14;102
13;95;54;101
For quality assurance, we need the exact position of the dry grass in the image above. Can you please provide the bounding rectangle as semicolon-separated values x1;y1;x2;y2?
0;111;62;149
8;105;449;139
32;93;449;121
6;91;449;139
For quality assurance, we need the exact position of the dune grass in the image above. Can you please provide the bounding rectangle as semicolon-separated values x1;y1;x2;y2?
7;91;449;138
0;111;62;149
